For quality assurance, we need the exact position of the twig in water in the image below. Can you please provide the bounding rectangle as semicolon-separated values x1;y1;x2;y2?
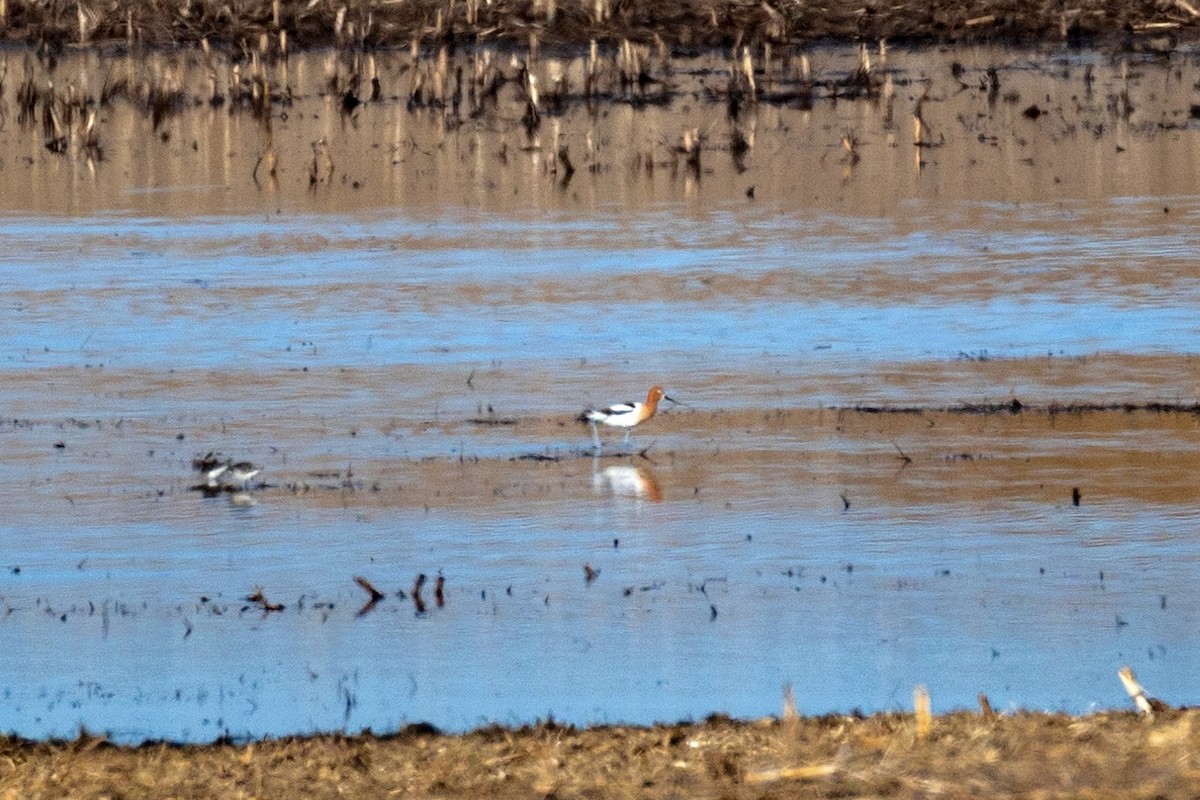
412;573;427;614
246;586;284;613
354;575;385;602
354;575;385;616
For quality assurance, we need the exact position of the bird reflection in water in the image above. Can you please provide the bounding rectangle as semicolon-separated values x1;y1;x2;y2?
592;461;663;502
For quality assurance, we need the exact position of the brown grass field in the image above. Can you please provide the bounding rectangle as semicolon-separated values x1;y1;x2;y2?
0;0;1194;51
4;707;1200;799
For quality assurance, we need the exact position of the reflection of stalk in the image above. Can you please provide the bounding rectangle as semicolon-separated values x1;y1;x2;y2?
309;136;334;186
82;110;101;161
206;68;222;107
678;127;701;177
522;69;540;133
251;71;271;123
913;84;930;146
730;126;749;173
554;120;575;183
882;73;895;128
841;132;860;166
254;116;278;189
42;91;66;154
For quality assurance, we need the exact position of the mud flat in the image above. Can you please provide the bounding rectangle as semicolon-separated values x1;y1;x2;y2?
5;22;1200;216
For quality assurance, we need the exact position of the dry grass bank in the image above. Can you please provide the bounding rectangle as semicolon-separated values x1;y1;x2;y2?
3;707;1198;799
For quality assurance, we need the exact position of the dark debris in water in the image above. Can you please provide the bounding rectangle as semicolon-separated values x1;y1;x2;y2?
245;587;285;613
469;417;518;427
848;401;1200;415
514;452;561;462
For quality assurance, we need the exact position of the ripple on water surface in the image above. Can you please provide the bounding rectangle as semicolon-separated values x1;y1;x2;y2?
2;193;1200;741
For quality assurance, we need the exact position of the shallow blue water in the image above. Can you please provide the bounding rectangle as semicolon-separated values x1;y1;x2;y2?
2;498;1197;742
1;196;1199;742
3;199;1199;381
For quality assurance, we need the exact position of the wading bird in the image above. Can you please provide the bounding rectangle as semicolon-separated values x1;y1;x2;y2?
227;461;261;490
579;386;677;451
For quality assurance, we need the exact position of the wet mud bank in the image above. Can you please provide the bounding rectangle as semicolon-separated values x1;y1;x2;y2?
5;708;1200;799
275;400;1200;510
10;394;1200;513
6;29;1200;219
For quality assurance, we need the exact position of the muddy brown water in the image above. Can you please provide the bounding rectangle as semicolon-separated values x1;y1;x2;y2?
1;43;1200;744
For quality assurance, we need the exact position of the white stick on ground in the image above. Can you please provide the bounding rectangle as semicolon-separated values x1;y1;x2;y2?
1117;666;1156;716
914;685;932;740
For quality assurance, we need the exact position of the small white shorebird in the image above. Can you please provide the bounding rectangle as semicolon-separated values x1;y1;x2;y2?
201;462;228;488
227;461;261;490
579;386;677;450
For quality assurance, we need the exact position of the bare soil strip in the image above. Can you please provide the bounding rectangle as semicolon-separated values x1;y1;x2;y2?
4;708;1198;799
